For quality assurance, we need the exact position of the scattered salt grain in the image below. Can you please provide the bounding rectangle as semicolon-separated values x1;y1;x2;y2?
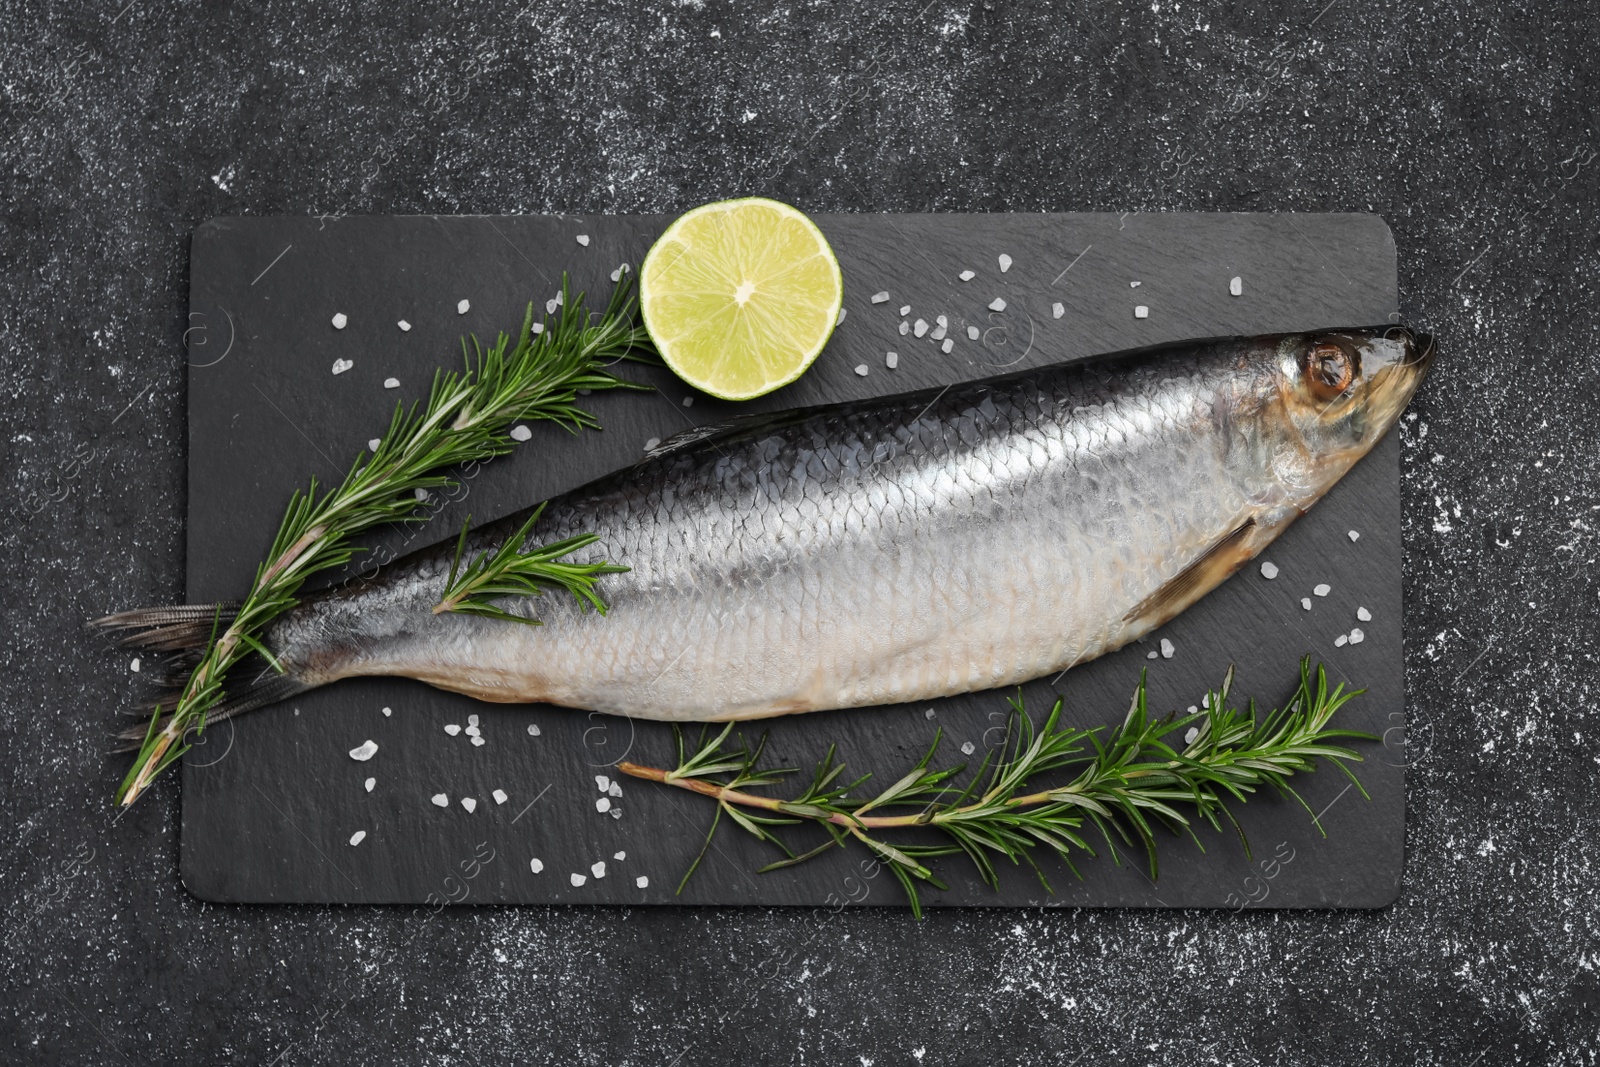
470;736;485;747
924;708;936;720
899;305;911;316
349;830;367;846
941;339;953;354
468;714;478;726
998;254;1013;273
1335;634;1349;647
457;299;470;314
530;858;544;874
898;321;909;335
1184;727;1200;745
591;861;607;879
596;797;611;812
349;739;378;761
381;707;392;717
596;775;610;791
836;308;847;326
644;437;660;451
682;396;694;407
1134;306;1149;319
936;314;948;328
444;724;461;736
913;319;929;337
331;312;348;329
1313;583;1331;597
610;808;622;819
1130;281;1142;288
958;270;975;281
886;351;899;369
960;741;976;755
608;782;622;798
570;873;586;887
384;377;400;389
1052;302;1065;319
1357;606;1372;622
1260;561;1279;579
1229;276;1242;297
576;234;590;246
988;298;1007;312
1348;530;1361;542
510;424;532;442
1160;638;1175;659
610;265;626;282
431;793;449;807
364;778;375;792
546;298;558;315
1349;628;1365;645
931;324;946;341
367;438;380;452
1301;598;1313;610
967;325;981;340
331;358;354;375
414;488;429;502
636;875;649;888
531;322;544;335
493;789;508;805
871;291;890;304
1147;651;1158;659
461;797;477;813
854;364;869;377
527;723;541;736
614;851;626;861
130;657;141;672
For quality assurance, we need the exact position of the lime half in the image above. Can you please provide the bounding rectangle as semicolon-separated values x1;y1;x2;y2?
640;198;843;401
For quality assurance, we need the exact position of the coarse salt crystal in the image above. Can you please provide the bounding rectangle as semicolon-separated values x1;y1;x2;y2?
510;424;532;442
457;299;470;314
596;797;611;813
1184;727;1199;745
470;736;485;747
576;234;590;246
998;254;1013;272
596;775;610;791
1052;302;1064;319
570;873;586;887
414;488;429;501
1147;650;1158;659
531;322;543;334
958;270;975;281
610;264;628;282
854;364;869;376
836;308;847;326
1229;276;1242;297
899;305;912;316
936;314;948;327
397;320;411;332
467;714;478;726
1335;634;1349;647
682;396;694;407
381;707;392;717
644;437;660;451
461;797;477;813
941;339;953;354
349;830;367;846
913;319;929;337
1134;306;1149;319
1260;561;1279;579
1357;606;1372;622
546;299;558;315
1130;281;1142;288
367;439;381;452
431;793;449;807
444;724;461;736
898;321;909;335
1348;530;1361;542
988;298;1006;312
1349;628;1365;644
364;778;375;792
527;723;541;736
1313;583;1331;597
967;325;981;340
924;708;936;720
332;358;354;375
871;291;890;304
591;861;606;878
608;782;622;797
1301;598;1313;610
349;739;378;761
1160;638;1175;659
960;741;976;755
614;851;626;861
886;351;898;369
530;858;544;874
636;875;649;888
493;789;508;805
130;657;141;672
463;726;478;740
384;377;400;389
331;312;348;329
931;325;946;341
609;807;622;819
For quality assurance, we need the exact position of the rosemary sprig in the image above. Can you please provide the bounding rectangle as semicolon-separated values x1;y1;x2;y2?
432;504;628;624
618;660;1375;917
115;274;653;806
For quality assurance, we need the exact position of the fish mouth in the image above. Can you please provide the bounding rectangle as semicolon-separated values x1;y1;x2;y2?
1355;326;1434;444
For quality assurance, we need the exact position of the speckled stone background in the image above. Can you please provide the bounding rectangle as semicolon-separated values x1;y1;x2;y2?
3;1;1597;1063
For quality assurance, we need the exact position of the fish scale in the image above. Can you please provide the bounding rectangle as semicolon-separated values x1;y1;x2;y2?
152;329;1437;725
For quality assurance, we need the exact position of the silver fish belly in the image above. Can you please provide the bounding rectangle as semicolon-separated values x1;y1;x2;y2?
266;329;1430;721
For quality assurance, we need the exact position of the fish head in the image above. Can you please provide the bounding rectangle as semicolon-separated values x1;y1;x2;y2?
1266;326;1434;500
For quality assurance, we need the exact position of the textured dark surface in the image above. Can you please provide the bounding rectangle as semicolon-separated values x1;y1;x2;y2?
3;0;1597;1061
184;212;1403;907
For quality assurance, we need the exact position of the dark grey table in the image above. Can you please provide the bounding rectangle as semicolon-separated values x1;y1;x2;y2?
4;2;1597;1063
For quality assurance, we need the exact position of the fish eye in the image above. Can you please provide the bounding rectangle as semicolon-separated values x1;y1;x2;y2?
1303;340;1356;400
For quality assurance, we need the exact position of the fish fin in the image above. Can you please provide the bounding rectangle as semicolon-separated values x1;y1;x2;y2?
87;602;242;652
111;671;310;751
642;410;816;460
1121;518;1258;628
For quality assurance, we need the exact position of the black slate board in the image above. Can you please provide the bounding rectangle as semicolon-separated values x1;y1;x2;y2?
182;213;1404;908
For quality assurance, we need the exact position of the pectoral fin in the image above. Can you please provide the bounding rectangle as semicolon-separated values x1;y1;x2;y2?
1121;518;1258;629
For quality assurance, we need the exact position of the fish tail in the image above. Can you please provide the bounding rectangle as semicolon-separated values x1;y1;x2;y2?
90;603;311;750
